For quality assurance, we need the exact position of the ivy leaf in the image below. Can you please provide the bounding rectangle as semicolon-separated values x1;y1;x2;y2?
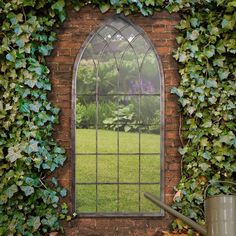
19;101;30;113
218;69;229;80
187;106;195;115
6;146;22;163
51;177;58;186
199;163;210;171
206;79;218;88
24;79;37;88
171;87;184;97
16;39;25;48
219;131;235;144
187;30;199;41
203;151;211;160
20;186;34;196
204;45;215;58
51;0;66;22
99;3;110;13
6;52;16;62
29;102;41;112
27;216;41;232
4;184;18;198
200;137;209;147
39;45;53;56
110;0;119;5
60;188;67;197
190;18;199;28
145;0;155;6
7;12;17;25
213;57;225;67
28;140;39;153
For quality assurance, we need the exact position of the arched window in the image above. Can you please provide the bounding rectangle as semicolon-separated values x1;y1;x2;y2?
73;15;164;216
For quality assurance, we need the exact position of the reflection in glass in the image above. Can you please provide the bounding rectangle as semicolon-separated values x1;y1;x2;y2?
75;15;162;215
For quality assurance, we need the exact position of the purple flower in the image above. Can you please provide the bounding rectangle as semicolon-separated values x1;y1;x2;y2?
128;79;155;94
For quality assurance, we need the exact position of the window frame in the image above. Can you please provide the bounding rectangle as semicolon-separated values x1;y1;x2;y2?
71;14;165;217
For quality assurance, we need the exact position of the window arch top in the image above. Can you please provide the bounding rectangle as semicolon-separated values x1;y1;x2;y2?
77;15;161;96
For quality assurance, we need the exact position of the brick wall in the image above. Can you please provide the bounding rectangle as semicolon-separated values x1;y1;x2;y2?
47;6;181;236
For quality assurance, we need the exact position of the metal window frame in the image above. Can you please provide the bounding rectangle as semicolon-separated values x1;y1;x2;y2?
71;14;165;217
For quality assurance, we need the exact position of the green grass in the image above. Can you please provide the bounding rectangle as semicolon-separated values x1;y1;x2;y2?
75;129;161;213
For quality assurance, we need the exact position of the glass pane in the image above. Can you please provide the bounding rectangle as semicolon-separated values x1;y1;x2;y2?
119;155;139;182
121;25;139;42
98;46;119;95
110;33;130;66
140;128;160;153
140;184;161;212
76;95;96;129
98;95;118;127
98;155;117;182
131;35;150;65
140;96;160;125
90;34;107;61
77;56;96;95
140;50;160;94
76;155;96;183
97;128;117;153
76;128;96;153
140;155;160;183
109;18;127;30
119;47;139;94
98;185;117;212
76;185;96;212
117;96;140;127
119;185;139;212
119;131;139;153
98;25;116;42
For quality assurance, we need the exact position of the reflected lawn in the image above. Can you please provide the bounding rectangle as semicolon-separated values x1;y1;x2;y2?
75;129;161;213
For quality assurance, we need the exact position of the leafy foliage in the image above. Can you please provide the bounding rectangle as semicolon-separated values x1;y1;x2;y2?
170;0;236;228
0;0;235;235
0;1;67;235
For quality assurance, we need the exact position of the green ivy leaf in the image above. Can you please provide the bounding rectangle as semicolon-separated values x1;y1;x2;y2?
60;188;67;197
4;184;18;198
6;52;16;62
204;45;215;58
218;69;230;80
20;186;35;196
27;140;39;153
199;163;210;171
187;30;199;41
6;146;22;163
206;79;218;88
99;3;110;13
27;216;41;232
190;18;199;28
171;87;184;97
51;0;66;22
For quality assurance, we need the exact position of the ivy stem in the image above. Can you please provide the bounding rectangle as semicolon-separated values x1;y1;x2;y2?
39;179;47;189
22;7;27;22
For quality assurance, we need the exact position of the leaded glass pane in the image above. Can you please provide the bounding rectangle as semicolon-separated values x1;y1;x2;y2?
75;15;163;216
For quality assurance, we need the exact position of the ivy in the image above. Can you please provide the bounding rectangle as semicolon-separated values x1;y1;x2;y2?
170;0;236;227
0;1;68;235
0;0;235;235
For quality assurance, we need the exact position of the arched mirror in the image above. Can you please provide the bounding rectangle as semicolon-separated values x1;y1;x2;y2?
73;15;164;216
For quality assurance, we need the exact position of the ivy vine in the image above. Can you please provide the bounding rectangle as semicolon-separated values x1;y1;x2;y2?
0;0;235;235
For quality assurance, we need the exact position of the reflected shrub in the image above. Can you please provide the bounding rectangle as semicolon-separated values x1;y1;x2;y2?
103;104;138;132
76;99;115;128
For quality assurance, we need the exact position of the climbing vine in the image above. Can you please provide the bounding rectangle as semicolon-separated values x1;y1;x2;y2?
0;0;235;235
